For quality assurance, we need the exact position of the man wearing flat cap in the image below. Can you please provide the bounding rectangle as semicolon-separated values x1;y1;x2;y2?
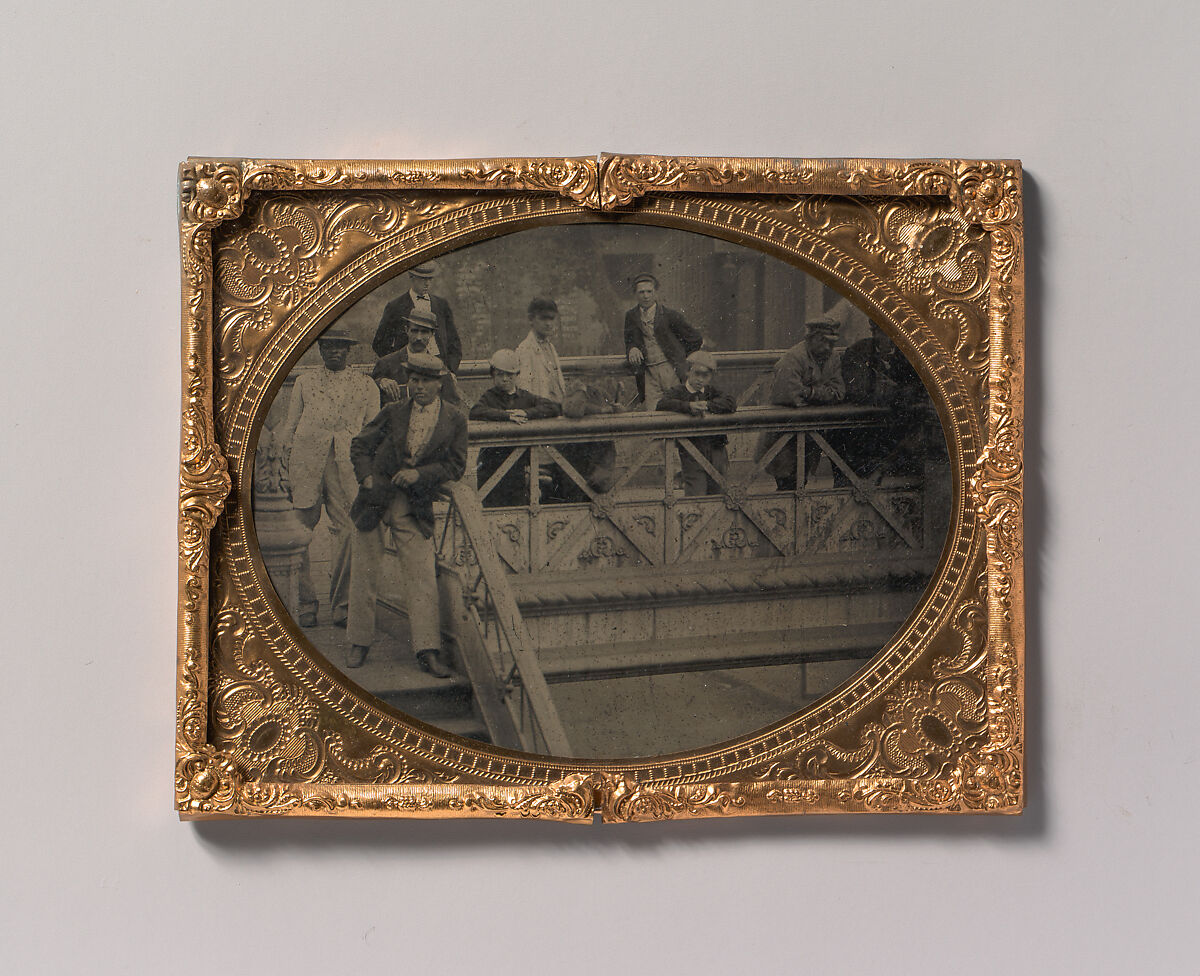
278;326;380;628
761;316;846;490
656;349;737;496
469;349;562;507
372;307;464;408
346;352;467;677
371;261;462;373
623;273;703;411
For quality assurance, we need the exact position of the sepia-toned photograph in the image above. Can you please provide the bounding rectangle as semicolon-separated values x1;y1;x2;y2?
252;221;952;759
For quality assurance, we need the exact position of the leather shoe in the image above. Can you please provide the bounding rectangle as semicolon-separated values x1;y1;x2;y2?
346;644;369;669
416;649;455;679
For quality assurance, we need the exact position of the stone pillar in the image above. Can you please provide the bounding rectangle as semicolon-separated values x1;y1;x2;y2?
252;426;311;616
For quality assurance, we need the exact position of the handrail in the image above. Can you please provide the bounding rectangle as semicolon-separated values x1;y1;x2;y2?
466;403;891;445
437;481;572;756
274;349;792;389
453;349;790;381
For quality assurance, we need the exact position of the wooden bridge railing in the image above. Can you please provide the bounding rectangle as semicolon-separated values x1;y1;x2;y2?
452;405;944;578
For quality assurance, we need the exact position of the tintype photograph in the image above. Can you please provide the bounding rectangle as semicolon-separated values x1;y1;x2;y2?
252;220;952;760
181;154;1022;821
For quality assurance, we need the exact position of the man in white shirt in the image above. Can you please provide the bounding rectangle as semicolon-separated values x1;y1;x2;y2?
515;297;566;405
278;326;380;628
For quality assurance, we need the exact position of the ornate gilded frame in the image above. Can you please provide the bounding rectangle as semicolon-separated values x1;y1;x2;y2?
177;154;1024;821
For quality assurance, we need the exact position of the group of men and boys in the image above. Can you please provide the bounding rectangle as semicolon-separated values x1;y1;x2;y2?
279;263;928;677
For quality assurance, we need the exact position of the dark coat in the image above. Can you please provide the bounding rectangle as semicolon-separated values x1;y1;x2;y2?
622;304;703;401
841;338;923;409
348;399;467;536
468;387;562;422
656;382;737;450
469;388;562;508
372;293;462;372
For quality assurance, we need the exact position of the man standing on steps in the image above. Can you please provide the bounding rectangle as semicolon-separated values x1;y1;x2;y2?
346;352;467;678
278;326;380;629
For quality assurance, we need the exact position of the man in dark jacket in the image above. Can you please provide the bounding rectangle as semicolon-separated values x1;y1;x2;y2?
346;352;467;676
469;349;561;508
834;322;937;482
372;307;463;408
371;261;462;373
623;273;703;410
656;350;737;496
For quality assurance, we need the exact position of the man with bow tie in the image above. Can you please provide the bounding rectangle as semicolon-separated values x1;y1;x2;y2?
371;261;462;374
346;352;467;677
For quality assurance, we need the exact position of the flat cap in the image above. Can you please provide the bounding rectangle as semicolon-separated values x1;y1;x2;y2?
489;349;521;374
686;349;718;371
405;352;446;378
633;272;659;288
403;308;438;331
805;316;841;335
409;261;437;278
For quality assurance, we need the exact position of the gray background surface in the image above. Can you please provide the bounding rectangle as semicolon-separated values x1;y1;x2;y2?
3;1;1196;972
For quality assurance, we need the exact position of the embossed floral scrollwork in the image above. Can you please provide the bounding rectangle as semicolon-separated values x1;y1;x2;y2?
175;745;242;814
464;773;604;820
180;161;244;227
208;593;451;788
599;155;750;209
835;160;1021;230
242;162;443;191
779;195;990;374
460;159;599;208
971;356;1023;620
462;773;748;822
607;778;747;821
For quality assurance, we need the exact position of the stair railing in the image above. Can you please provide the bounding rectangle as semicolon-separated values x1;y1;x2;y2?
436;481;573;756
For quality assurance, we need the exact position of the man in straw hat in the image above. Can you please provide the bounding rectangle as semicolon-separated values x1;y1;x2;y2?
371;260;462;372
277;326;380;628
346;352;467;676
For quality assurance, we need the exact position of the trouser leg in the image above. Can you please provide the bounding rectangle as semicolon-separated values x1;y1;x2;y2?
707;444;729;495
388;515;441;654
642;362;676;411
293;502;322;614
347;524;385;648
322;459;355;624
678;444;708;497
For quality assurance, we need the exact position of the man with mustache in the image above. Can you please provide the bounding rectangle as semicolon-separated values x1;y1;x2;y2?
372;308;463;408
371;261;461;371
